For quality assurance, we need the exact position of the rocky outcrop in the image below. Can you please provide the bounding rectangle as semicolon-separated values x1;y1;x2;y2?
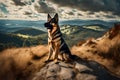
32;57;120;80
71;23;120;77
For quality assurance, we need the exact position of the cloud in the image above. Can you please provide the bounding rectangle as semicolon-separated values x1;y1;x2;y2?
12;0;55;13
50;0;120;16
34;1;55;13
67;12;74;15
12;0;25;6
1;0;120;20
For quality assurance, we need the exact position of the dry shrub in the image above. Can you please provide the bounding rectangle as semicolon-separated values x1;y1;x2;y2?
0;45;48;80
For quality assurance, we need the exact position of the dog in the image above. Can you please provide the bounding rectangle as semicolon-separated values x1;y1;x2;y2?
44;13;73;63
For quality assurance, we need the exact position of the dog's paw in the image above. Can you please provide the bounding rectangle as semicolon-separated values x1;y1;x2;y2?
44;59;53;63
44;60;50;63
54;59;59;64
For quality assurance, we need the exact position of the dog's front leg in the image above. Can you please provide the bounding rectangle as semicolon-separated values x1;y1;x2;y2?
53;43;60;63
45;41;53;62
46;47;53;61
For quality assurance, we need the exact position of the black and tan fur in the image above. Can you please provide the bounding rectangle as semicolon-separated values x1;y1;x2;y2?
44;13;72;62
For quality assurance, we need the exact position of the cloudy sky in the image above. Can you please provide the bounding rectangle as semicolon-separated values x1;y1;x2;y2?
0;0;120;20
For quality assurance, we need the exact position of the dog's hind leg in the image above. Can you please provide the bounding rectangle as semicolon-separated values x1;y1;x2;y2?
63;53;72;63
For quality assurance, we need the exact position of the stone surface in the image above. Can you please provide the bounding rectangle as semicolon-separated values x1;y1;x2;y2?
32;59;120;80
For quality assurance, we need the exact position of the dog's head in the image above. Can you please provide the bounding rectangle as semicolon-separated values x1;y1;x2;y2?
44;13;59;30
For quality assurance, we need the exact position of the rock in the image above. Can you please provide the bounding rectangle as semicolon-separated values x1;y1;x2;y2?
76;73;97;80
46;63;60;78
32;59;120;80
75;62;92;72
59;67;75;80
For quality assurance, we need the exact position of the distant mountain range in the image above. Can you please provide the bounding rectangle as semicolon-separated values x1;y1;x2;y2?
0;20;114;49
0;19;46;33
0;19;120;51
60;19;119;28
0;19;119;33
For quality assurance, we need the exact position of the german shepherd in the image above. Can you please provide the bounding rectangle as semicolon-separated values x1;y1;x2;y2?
44;13;72;63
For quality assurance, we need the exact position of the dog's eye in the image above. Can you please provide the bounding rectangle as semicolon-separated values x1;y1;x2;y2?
50;22;52;25
51;23;55;26
50;22;55;25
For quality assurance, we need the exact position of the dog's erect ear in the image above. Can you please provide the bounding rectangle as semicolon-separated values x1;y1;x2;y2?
53;13;58;23
47;14;51;22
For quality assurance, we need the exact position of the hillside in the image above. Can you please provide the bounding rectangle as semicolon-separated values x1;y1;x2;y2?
0;45;49;80
13;28;46;36
0;32;24;51
0;24;120;80
0;24;108;51
60;24;107;46
0;32;47;51
71;23;120;77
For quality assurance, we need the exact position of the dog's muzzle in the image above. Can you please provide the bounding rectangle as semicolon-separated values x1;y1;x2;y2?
44;23;53;29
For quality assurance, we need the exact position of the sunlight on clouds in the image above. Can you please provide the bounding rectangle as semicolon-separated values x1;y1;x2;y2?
0;0;120;21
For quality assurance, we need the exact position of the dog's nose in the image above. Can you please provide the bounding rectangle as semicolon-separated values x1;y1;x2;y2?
44;23;48;27
44;22;53;29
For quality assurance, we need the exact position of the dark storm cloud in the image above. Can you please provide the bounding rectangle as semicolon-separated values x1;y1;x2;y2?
78;13;83;16
50;0;120;16
67;12;74;15
34;2;55;13
12;0;25;6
